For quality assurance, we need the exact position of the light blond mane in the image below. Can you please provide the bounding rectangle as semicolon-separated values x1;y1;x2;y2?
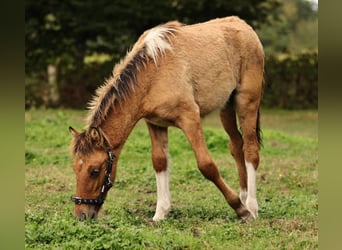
86;21;180;128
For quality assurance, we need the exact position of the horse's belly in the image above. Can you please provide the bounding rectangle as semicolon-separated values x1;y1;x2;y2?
144;116;175;127
196;89;234;117
193;73;236;117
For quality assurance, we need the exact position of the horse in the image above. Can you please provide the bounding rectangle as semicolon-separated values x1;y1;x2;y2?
69;16;264;222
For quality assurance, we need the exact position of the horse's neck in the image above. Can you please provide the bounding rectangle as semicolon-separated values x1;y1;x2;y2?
100;60;158;153
100;86;145;154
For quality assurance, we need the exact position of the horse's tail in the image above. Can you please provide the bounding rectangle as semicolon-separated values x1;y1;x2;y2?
256;107;263;148
257;72;265;149
226;88;263;149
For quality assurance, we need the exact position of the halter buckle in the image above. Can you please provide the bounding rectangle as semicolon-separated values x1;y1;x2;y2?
108;150;115;161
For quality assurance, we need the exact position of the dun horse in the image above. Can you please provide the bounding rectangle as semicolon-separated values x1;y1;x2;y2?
69;16;264;221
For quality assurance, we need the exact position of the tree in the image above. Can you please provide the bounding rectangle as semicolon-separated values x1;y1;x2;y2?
256;0;318;55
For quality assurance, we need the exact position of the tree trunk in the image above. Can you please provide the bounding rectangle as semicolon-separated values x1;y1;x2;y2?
47;64;59;107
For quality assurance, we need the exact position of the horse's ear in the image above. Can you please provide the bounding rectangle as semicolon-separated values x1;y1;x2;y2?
69;126;79;137
88;127;104;146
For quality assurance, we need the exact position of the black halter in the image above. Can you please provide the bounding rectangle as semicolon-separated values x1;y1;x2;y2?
71;147;115;205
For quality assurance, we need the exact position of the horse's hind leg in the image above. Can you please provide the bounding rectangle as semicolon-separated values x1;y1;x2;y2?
219;99;248;208
146;122;171;221
234;72;263;219
175;104;250;220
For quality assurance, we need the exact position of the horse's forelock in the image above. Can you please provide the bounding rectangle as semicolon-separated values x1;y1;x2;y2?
72;127;110;156
72;131;95;155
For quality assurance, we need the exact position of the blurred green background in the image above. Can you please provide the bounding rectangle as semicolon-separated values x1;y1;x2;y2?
25;0;318;110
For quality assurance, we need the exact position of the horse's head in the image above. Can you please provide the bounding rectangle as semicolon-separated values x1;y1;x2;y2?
69;126;116;220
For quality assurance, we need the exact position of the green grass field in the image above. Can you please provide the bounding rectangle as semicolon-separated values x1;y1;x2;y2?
25;109;318;249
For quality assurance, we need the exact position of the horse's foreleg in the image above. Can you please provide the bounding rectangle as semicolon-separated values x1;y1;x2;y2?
146;122;171;221
176;107;250;220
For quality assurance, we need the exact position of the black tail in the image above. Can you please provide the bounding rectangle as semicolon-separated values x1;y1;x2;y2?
256;107;263;148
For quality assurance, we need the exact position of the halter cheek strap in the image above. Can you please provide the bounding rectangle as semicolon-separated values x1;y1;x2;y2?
71;149;115;205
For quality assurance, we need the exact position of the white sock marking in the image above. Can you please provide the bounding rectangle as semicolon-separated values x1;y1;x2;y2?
153;169;171;221
239;188;247;206
245;161;259;219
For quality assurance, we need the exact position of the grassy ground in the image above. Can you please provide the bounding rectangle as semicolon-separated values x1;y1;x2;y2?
25;109;318;249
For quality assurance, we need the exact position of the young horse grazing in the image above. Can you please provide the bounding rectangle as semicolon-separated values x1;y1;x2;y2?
69;16;264;222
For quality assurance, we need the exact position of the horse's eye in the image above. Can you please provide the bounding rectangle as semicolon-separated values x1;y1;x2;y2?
90;168;100;178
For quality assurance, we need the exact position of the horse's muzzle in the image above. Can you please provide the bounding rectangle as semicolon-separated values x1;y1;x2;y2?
74;205;98;220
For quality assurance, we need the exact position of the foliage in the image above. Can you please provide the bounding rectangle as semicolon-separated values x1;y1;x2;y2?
257;0;318;55
263;51;318;109
255;0;319;110
25;109;318;249
25;0;279;74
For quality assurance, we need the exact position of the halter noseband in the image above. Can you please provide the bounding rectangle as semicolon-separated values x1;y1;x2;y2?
71;147;115;206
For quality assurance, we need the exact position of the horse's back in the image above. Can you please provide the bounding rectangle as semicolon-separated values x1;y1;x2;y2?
170;17;263;116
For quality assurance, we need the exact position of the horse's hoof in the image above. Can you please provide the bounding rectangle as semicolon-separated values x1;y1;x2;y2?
246;198;259;219
236;206;254;223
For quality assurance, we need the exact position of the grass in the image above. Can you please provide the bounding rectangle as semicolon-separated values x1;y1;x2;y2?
25;109;318;249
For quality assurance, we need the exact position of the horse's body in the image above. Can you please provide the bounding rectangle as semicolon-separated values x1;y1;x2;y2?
70;16;264;221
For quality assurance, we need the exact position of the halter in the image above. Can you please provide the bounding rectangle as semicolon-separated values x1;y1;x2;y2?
71;146;115;206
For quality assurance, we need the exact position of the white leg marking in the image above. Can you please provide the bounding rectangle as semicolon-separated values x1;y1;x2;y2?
245;161;259;219
153;169;171;221
239;188;248;206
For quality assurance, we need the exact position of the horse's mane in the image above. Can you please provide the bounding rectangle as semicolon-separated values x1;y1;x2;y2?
86;21;181;128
